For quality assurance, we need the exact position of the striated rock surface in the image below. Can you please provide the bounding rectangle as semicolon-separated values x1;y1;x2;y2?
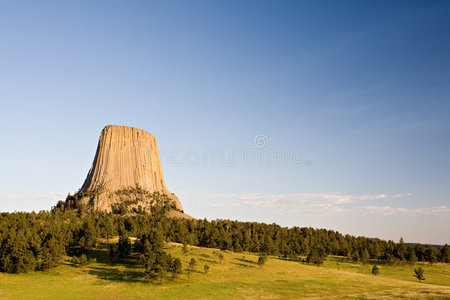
78;125;184;214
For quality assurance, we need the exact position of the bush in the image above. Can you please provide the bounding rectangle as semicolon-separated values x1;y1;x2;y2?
371;265;380;276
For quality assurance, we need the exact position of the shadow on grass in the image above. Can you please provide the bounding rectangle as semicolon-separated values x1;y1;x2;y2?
198;257;216;264
236;257;257;265
88;266;143;283
232;262;256;268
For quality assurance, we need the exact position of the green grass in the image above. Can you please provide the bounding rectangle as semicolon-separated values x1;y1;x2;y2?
1;243;449;299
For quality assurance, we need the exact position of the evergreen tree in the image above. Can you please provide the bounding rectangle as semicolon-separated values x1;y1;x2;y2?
203;264;210;274
394;237;407;261
360;248;370;264
371;265;380;276
79;219;98;252
351;249;360;262
189;258;197;270
407;249;418;264
306;249;324;266
425;245;438;265
414;267;425;282
171;258;183;280
117;236;132;259
257;254;268;268
440;244;449;263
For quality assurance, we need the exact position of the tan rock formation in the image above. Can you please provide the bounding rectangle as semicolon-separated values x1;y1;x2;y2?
78;125;183;213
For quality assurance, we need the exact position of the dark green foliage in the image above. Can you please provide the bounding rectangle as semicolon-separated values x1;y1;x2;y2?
257;254;268;268
360;248;370;264
407;248;418;264
100;216;115;243
0;212;73;273
414;267;425;282
171;258;183;279
204;264;210;274
70;254;95;266
386;253;396;265
0;207;448;275
78;219;98;252
371;265;380;276
307;244;327;266
117;236;132;259
108;244;117;258
425;245;438;265
351;249;360;262
306;249;323;266
441;244;450;263
394;238;407;261
79;254;88;265
189;258;197;270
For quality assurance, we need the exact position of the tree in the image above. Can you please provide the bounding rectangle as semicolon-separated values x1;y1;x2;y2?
360;248;370;265
441;244;450;263
261;235;275;254
134;230;165;276
117;236;132;259
425;246;438;265
171;258;183;280
307;249;324;266
257;254;268;268
79;254;88;266
351;249;360;262
394;237;407;261
182;242;189;263
99;216;114;243
408;249;418;264
79;219;98;252
203;264;210;274
386;253;396;265
189;258;197;270
371;265;380;276
414;267;425;282
151;252;172;284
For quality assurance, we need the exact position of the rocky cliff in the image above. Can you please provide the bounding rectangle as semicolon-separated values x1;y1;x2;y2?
77;125;184;214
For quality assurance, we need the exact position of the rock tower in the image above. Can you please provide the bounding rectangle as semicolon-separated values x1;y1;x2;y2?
77;125;183;214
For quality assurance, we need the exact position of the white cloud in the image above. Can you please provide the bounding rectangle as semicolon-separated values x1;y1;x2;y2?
209;192;385;208
0;191;67;202
209;192;450;216
361;205;450;216
391;193;412;198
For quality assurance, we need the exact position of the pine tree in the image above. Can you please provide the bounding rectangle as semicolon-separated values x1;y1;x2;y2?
440;244;450;263
408;249;418;264
203;264;210;274
360;248;370;264
171;258;183;280
189;258;197;270
371;265;380;276
117;236;132;259
79;219;98;252
414;267;425;282
257;254;268;268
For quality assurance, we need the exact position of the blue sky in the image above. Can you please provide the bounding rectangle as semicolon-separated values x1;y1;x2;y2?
0;0;449;244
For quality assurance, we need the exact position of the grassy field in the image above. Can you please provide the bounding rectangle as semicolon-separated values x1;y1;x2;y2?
0;241;449;299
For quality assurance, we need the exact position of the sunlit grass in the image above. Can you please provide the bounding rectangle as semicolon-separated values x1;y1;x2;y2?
0;242;449;299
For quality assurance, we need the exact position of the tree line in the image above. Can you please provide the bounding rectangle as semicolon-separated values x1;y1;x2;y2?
0;209;449;274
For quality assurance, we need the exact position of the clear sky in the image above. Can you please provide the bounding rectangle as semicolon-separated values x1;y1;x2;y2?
1;0;449;244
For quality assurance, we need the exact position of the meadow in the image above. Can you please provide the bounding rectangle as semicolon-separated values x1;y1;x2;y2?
1;241;449;299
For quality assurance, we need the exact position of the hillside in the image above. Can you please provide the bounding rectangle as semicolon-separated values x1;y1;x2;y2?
1;241;449;299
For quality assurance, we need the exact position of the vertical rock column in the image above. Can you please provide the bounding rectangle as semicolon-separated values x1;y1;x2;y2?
80;125;182;212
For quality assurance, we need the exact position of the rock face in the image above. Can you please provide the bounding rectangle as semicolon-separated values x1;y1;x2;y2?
78;125;183;213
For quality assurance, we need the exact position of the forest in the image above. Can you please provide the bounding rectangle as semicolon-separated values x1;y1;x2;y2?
1;200;449;276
